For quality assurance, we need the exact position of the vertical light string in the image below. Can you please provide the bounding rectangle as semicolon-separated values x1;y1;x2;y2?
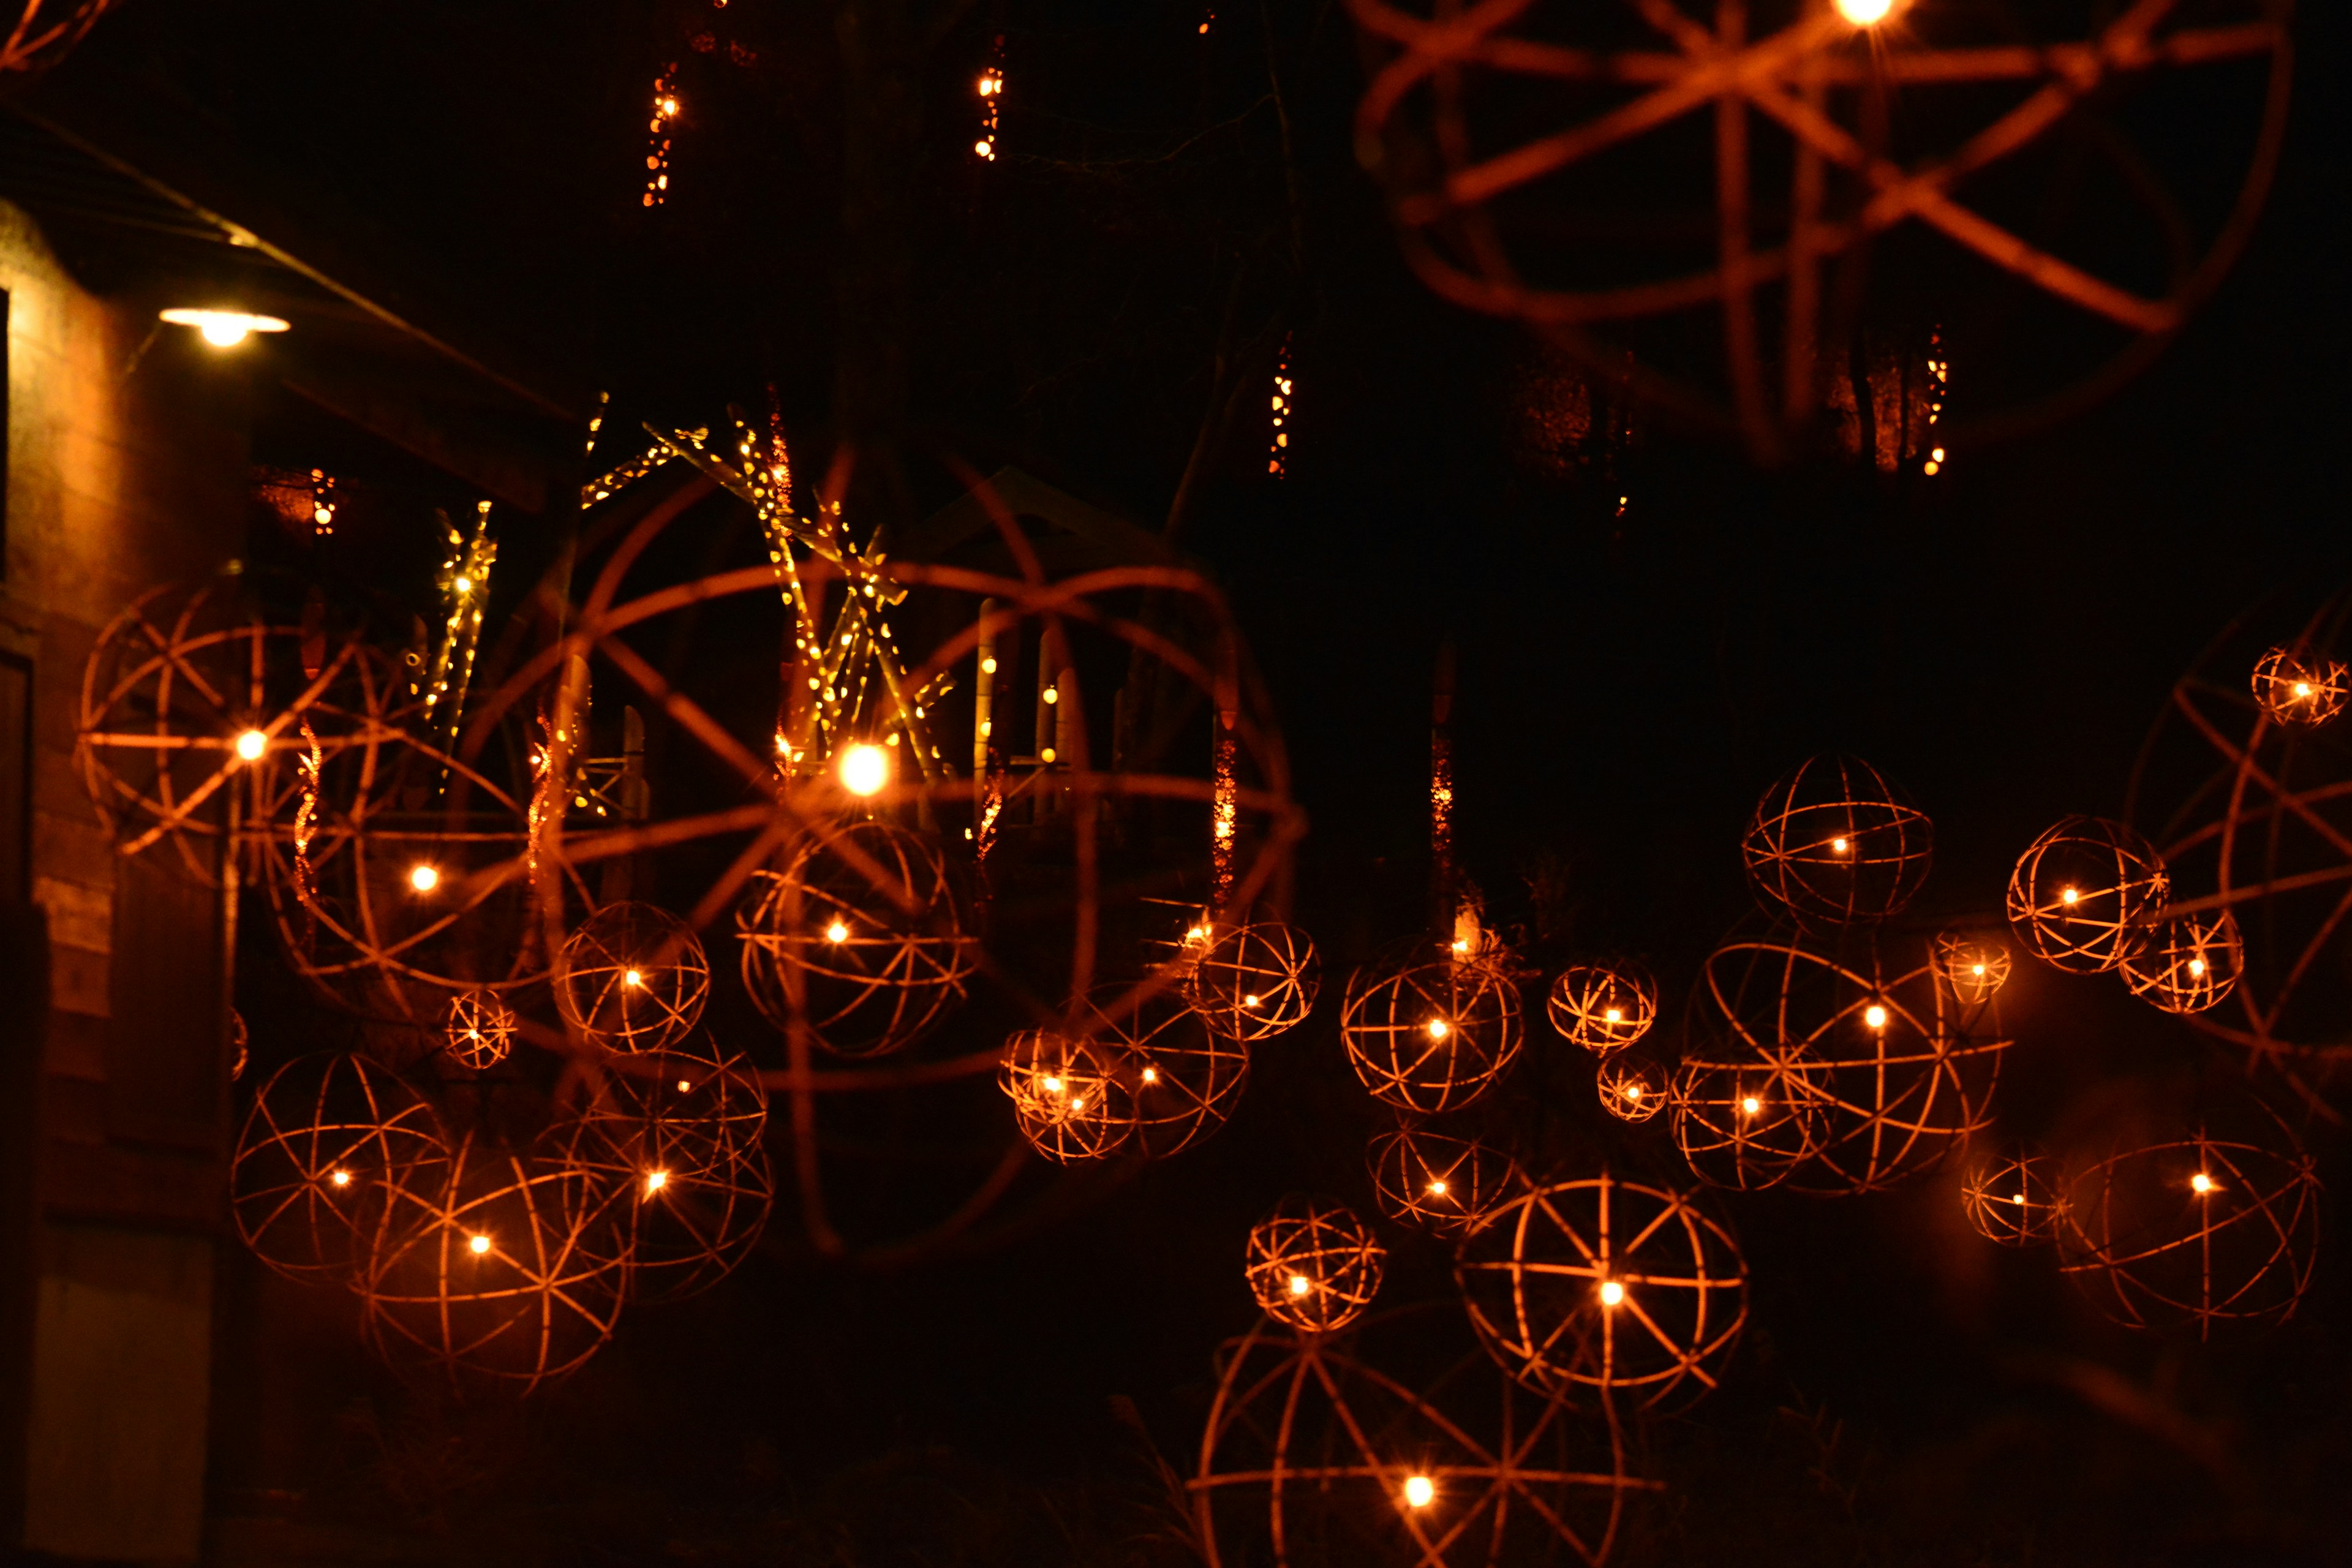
423;502;498;768
1430;642;1457;946
976;40;1003;160
308;468;336;538
644;66;680;207
293;716;322;948
1923;326;1950;476
1268;336;1293;477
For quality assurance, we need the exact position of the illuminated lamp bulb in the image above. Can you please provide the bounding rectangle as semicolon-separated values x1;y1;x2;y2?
2192;1172;2216;1194
1242;993;1262;1008
1042;686;1059;705
233;728;268;761
1834;0;1894;23
328;1169;352;1188
2188;958;2206;976
1427;1178;1449;1197
409;864;440;893
1863;1003;1887;1030
467;1234;491;1256
1599;1280;1625;1306
825;919;850;943
645;1169;669;1194
981;656;998;674
1427;1017;1451;1041
1624;1084;1643;1101
2295;682;2313;698
1604;1006;1623;1023
1140;1066;1158;1084
623;969;643;988
1288;1273;1311;1297
2061;887;2079;905
159;307;292;348
1831;837;1849;854
1741;1095;1762;1115
1042;1076;1064;1093
454;576;472;595
837;742;891;797
1971;964;1987;977
675;1079;693;1093
1403;1476;1435;1510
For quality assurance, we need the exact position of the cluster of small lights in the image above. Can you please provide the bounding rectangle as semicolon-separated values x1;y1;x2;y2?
976;49;1003;161
290;718;323;930
420;503;497;759
309;468;336;538
1268;338;1292;477
644;66;680;208
581;445;676;508
1211;714;1238;908
1923;327;1950;476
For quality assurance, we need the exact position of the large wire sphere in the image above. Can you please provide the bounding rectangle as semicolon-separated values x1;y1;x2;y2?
232;1052;450;1285
2250;645;2349;728
554;901;710;1053
542;1041;773;1304
1596;1051;1670;1123
1364;1125;1520;1237
1740;755;1932;929
1191;1319;1647;1568
1182;919;1321;1043
1691;932;2003;1195
998;1028;1135;1163
445;988;517;1071
2006;816;2171;974
1960;1142;2066;1248
362;1134;630;1394
1245;1196;1387;1334
1081;984;1248;1158
736;820;978;1058
1457;1175;1749;1412
1546;960;1656;1053
1931;930;2013;1005
1341;952;1524;1114
2120;908;2244;1016
2059;1107;2321;1336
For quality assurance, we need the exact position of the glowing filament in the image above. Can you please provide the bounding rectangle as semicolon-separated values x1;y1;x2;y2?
1624;1084;1643;1101
1740;1095;1762;1115
1599;1280;1625;1306
2060;888;2079;905
160;307;291;347
1831;837;1849;854
646;1170;669;1194
1042;1076;1064;1093
826;920;850;943
1403;1475;1435;1509
1042;686;1059;705
234;728;268;761
1140;1066;1158;1084
1427;1018;1451;1041
409;864;440;893
624;969;644;987
1604;1006;1623;1023
1427;1178;1449;1197
2187;958;2206;976
467;1234;491;1256
676;1079;693;1093
838;743;891;796
328;1169;352;1188
1863;1004;1887;1030
2295;682;2313;698
1834;0;1894;23
2191;1172;2216;1194
1287;1273;1311;1297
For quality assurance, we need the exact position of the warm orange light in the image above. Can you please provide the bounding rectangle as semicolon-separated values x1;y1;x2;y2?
2192;1172;2216;1194
160;307;290;347
646;1169;669;1194
2060;887;2079;905
1831;837;1849;854
624;969;644;988
676;1079;693;1093
1604;1006;1623;1023
409;864;440;893
1140;1066;1159;1084
1863;1003;1887;1030
1042;686;1059;706
1427;1018;1451;1041
234;728;268;761
1624;1084;1643;1101
2187;957;2206;976
1242;993;1261;1008
2294;681;2313;698
1042;1076;1065;1094
1599;1280;1626;1306
1288;1273;1311;1297
2011;1193;2027;1205
1403;1474;1436;1509
1834;0;1894;23
839;742;891;797
1427;1178;1449;1197
328;1169;352;1188
826;920;850;943
1970;963;1987;977
1740;1095;1762;1115
467;1234;491;1255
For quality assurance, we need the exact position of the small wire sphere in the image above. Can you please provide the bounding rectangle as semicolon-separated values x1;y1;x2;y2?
362;1134;631;1394
1364;1125;1520;1237
554;901;710;1054
1546;961;1657;1054
1245;1195;1387;1334
1596;1052;1670;1123
1669;1047;1827;1192
1457;1175;1749;1411
1740;755;1933;929
444;987;517;1071
1082;984;1250;1158
736;821;978;1058
543;1041;773;1303
2250;646;2350;728
2120;908;2243;1015
1931;930;2013;1005
232;1052;449;1285
1182;919;1321;1042
998;1028;1135;1163
1340;951;1524;1114
1960;1142;2067;1248
2059;1108;2321;1337
2006;816;2171;974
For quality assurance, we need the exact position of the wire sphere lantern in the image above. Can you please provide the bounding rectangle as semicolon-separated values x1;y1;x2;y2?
1960;1142;2065;1248
2120;908;2243;1016
232;1052;449;1285
736;820;978;1058
1740;756;1932;929
1341;951;1524;1114
1597;1051;1670;1123
445;988;516;1071
1365;1125;1520;1237
362;1135;630;1393
1931;930;2013;1005
544;1041;772;1303
2007;816;2171;974
998;1028;1134;1163
1546;961;1657;1053
1182;918;1321;1042
1079;983;1248;1159
2250;646;2348;728
554;901;710;1053
2059;1107;2321;1337
1245;1195;1387;1333
1457;1175;1749;1412
1669;1045;1826;1192
1191;1319;1649;1568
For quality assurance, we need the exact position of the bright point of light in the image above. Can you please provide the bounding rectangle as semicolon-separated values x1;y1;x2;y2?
2295;681;2313;698
160;307;290;347
1864;1004;1887;1030
2192;1172;2216;1194
409;864;440;893
1970;963;1987;977
837;742;891;797
826;920;850;943
981;657;998;674
2011;1193;2027;1205
1427;1018;1450;1041
1042;687;1059;706
1599;1280;1626;1306
1140;1066;1158;1084
1427;1178;1449;1197
676;1079;693;1093
1403;1475;1435;1509
234;728;268;761
1831;837;1849;854
1604;1007;1623;1023
467;1234;491;1255
1243;993;1261;1008
328;1169;352;1188
646;1170;669;1194
1624;1084;1643;1101
1449;938;1469;954
1287;1274;1311;1297
1042;1076;1063;1093
454;576;472;595
2188;958;2206;976
1834;0;1894;23
623;969;643;987
2060;888;2079;905
1741;1095;1762;1115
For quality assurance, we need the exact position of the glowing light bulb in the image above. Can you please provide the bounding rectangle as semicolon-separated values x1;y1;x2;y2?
234;728;268;761
1741;1095;1762;1115
1604;1006;1623;1023
1243;994;1261;1008
838;742;890;797
646;1169;669;1194
1427;1178;1449;1197
2295;681;2313;698
1599;1280;1626;1306
160;307;290;347
454;576;472;595
2188;957;2206;976
2061;888;2079;905
467;1234;491;1255
1831;837;1849;854
2012;1193;2027;1205
624;969;643;987
676;1079;693;1093
1971;963;1987;977
1624;1084;1643;1100
1042;1076;1063;1093
2192;1172;2216;1194
1834;0;1893;23
826;920;850;943
1403;1475;1435;1509
1449;938;1469;954
1288;1273;1311;1297
1140;1066;1158;1084
1427;1018;1450;1041
981;657;998;674
328;1169;352;1188
1042;687;1059;706
409;864;440;893
1864;1004;1887;1030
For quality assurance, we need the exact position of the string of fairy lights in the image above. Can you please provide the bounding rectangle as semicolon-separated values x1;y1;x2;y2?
976;42;1004;161
1269;336;1293;478
643;66;679;208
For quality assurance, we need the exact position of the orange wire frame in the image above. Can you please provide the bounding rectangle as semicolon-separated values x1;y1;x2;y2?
2006;815;2173;974
1341;946;1526;1114
1959;1140;2064;1248
1245;1196;1388;1334
1191;1316;1656;1568
1344;0;2293;459
1365;1123;1521;1237
0;0;113;74
1740;755;1932;929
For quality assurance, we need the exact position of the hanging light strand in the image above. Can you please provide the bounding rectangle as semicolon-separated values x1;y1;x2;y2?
423;503;498;766
1269;336;1293;477
1923;326;1950;477
976;41;1004;161
644;65;680;207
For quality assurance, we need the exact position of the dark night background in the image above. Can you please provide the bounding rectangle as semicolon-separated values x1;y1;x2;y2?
26;1;2352;1562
